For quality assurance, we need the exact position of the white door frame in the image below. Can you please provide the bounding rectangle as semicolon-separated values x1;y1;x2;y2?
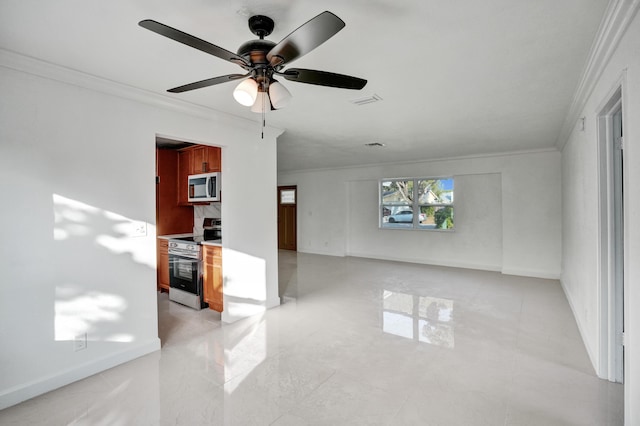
596;79;625;383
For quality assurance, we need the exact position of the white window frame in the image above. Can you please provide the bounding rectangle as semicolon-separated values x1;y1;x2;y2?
379;177;454;231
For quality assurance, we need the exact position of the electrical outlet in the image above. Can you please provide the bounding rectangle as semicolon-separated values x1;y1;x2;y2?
74;333;87;352
131;221;147;237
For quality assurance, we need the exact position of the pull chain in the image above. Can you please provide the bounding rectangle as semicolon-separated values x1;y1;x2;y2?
262;91;265;139
261;79;267;139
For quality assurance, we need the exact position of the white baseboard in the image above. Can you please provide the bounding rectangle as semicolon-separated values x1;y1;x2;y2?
0;338;161;410
299;250;560;280
296;248;345;257
501;267;561;280
346;251;502;273
559;279;599;375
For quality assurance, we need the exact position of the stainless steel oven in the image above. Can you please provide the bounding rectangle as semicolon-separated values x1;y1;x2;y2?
168;238;207;310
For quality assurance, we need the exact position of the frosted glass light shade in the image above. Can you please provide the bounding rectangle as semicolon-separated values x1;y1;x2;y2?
251;92;271;113
268;81;292;109
233;79;258;106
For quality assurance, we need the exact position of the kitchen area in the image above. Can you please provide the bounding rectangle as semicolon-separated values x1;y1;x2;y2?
156;138;224;313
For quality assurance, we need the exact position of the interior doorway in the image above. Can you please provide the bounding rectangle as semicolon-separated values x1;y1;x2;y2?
278;186;297;250
597;85;624;383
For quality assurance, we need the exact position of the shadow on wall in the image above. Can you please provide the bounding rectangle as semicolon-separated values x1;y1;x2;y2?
52;194;156;344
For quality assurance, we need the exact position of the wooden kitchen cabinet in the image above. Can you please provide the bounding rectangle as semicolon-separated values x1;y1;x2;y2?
157;148;193;233
157;238;170;292
177;149;191;206
191;145;221;173
156;148;192;292
177;145;221;205
203;245;223;312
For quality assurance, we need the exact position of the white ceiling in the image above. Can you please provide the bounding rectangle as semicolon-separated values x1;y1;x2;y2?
1;0;608;172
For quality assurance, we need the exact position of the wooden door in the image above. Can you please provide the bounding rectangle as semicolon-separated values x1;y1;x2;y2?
278;186;297;250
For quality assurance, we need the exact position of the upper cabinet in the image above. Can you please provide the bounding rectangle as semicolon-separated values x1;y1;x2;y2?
177;145;221;206
191;145;221;174
156;148;194;233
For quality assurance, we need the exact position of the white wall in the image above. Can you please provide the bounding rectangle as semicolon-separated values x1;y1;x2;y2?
560;6;640;424
278;150;562;279
0;50;279;408
346;173;503;270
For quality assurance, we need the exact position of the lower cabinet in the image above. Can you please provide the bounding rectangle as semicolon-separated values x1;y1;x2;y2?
203;245;223;312
157;239;170;292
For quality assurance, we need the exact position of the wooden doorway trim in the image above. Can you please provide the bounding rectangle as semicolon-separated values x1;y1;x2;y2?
278;185;297;250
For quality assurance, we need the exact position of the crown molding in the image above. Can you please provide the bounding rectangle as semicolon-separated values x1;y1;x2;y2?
556;0;640;151
0;48;283;136
279;147;560;175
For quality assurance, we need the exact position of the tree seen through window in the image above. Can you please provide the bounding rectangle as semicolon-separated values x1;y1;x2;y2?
381;178;454;230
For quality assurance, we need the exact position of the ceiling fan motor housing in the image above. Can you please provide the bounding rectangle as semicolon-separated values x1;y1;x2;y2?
236;39;276;66
248;15;274;38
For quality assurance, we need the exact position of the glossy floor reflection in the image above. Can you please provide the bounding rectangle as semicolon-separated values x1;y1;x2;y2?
1;252;624;425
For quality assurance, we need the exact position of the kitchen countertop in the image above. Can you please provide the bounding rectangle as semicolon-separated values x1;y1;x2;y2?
158;233;222;247
157;233;193;240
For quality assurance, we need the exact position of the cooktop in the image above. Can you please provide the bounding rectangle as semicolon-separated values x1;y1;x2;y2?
174;236;201;243
171;236;219;243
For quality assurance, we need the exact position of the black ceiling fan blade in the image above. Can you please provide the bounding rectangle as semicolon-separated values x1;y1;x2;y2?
267;11;345;67
282;68;367;90
139;20;249;67
167;74;247;93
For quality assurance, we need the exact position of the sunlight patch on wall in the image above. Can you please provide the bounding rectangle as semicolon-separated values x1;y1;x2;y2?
105;334;135;343
55;285;129;342
53;194;99;240
53;194;156;267
222;248;267;321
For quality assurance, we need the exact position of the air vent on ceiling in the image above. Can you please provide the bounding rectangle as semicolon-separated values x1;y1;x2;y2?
349;94;383;106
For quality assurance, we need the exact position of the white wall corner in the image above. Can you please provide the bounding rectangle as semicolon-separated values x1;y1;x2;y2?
555;0;640;151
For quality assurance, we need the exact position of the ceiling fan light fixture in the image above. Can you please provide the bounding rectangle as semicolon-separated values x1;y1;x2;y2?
269;81;292;109
233;78;258;106
251;92;271;113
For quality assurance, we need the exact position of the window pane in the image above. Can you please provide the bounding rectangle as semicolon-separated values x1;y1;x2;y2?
382;206;415;228
280;189;295;204
381;180;413;205
418;206;454;230
417;178;454;205
383;290;413;314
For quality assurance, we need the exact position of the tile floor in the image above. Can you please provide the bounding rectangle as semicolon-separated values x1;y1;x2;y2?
0;252;624;425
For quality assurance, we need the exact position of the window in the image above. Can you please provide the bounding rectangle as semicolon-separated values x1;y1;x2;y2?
280;189;296;204
380;177;454;230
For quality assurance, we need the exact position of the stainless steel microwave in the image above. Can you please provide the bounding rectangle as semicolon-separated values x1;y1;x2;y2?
188;172;220;202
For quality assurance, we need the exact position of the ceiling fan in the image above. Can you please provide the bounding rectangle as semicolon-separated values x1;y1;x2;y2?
139;11;367;113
